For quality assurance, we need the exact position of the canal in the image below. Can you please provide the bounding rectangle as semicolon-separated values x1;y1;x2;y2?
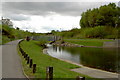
47;44;120;73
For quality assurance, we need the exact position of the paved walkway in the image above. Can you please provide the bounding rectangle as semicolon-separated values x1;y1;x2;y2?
71;67;118;78
55;58;119;79
2;40;27;78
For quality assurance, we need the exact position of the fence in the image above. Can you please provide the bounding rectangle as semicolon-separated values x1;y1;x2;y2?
32;35;62;41
18;40;85;80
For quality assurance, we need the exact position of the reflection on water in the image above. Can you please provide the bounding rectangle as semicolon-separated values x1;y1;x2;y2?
51;45;80;63
47;44;120;73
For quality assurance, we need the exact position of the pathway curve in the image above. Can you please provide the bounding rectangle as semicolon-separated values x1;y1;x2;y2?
2;40;27;79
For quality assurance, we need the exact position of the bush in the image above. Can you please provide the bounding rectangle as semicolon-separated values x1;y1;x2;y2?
83;28;94;38
92;26;106;38
51;26;119;39
80;26;118;39
37;40;47;48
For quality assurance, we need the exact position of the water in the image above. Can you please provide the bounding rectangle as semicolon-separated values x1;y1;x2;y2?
47;44;120;73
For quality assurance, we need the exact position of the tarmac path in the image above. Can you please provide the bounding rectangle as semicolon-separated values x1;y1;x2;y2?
2;40;27;79
71;67;119;80
51;57;119;80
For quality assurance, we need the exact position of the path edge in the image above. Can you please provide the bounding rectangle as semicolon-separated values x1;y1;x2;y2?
17;40;30;80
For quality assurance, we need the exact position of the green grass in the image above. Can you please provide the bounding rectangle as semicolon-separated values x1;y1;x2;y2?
1;35;11;44
64;39;114;47
19;40;103;80
1;24;33;45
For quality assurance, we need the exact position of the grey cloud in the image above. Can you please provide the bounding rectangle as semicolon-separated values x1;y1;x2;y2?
2;2;112;17
3;14;31;21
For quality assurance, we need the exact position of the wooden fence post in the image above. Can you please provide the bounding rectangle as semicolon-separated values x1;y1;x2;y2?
23;51;25;56
20;48;23;54
24;53;26;58
76;76;85;80
29;59;33;68
33;64;36;73
27;56;30;64
46;67;53;80
25;54;28;60
21;49;23;53
21;49;23;55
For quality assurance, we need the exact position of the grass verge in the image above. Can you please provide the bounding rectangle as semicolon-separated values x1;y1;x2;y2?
18;40;103;80
64;39;114;47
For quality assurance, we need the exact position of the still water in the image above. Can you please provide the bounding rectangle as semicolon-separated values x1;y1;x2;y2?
47;44;120;73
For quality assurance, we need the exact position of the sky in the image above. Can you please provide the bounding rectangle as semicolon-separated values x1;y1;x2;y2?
1;0;120;33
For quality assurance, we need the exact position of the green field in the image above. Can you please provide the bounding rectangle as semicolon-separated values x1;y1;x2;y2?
64;39;114;47
19;40;93;78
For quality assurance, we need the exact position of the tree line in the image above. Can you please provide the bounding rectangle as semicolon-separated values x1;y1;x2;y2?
80;3;120;28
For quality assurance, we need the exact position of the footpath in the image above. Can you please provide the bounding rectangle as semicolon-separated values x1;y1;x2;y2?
56;58;119;80
2;40;27;79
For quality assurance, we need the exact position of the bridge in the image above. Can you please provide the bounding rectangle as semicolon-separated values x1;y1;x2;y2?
31;35;61;41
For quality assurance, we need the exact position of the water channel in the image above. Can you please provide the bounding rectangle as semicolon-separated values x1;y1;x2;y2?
47;44;120;73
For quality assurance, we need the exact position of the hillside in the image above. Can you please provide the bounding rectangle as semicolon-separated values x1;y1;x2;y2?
52;3;120;39
1;24;32;44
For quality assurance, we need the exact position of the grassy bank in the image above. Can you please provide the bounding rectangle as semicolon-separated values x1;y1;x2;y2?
64;39;114;47
19;40;92;78
54;26;119;39
1;24;32;45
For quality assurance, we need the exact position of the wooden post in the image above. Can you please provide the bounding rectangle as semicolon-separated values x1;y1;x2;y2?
46;67;53;80
24;53;26;58
29;59;33;68
26;36;30;41
25;54;28;60
22;51;24;56
27;56;29;64
21;49;23;53
24;53;27;59
20;48;22;53
76;76;85;80
22;51;25;56
33;64;36;73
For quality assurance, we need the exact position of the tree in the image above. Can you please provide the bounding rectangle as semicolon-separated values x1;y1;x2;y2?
51;30;56;34
80;3;120;28
16;27;20;30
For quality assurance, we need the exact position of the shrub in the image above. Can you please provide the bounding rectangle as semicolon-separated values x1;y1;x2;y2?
81;26;116;39
37;40;47;48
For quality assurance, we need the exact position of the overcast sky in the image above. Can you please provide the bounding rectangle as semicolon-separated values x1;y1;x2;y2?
1;0;120;33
